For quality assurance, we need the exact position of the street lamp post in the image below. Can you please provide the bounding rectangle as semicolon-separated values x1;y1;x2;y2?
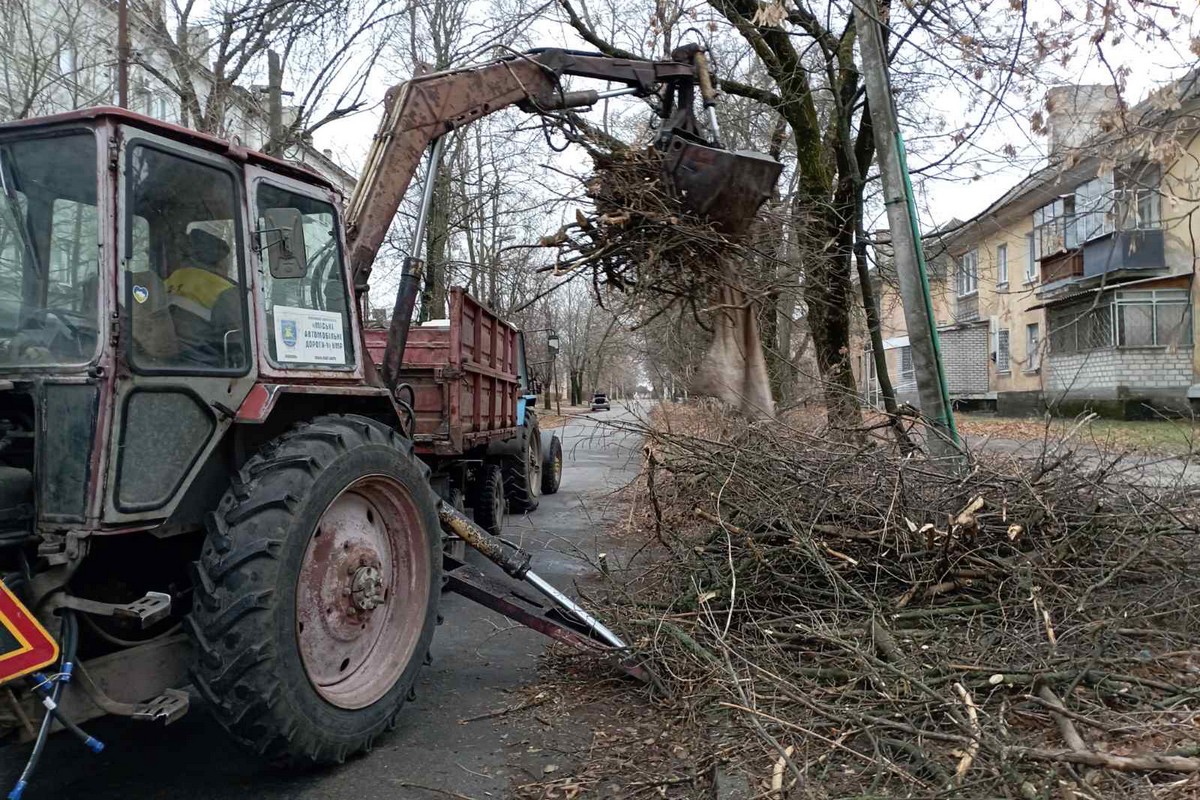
546;332;560;414
524;329;560;412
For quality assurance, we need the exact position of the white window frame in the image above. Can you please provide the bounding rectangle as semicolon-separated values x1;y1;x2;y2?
995;328;1010;374
898;345;915;382
956;249;978;297
996;243;1008;286
1025;323;1040;372
1033;196;1077;257
1115;164;1162;231
1025;232;1037;283
1113;289;1191;348
1073;173;1115;244
56;33;77;77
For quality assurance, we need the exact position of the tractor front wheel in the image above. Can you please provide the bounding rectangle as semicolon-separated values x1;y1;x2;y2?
188;414;441;765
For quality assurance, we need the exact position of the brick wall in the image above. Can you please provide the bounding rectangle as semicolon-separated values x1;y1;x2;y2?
940;325;990;395
1047;348;1195;394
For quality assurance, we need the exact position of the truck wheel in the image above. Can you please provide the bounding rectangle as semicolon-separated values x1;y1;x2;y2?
504;424;542;513
470;463;506;537
541;434;563;495
188;414;441;765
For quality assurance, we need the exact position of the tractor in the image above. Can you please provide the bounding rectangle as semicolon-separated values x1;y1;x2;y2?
0;46;779;781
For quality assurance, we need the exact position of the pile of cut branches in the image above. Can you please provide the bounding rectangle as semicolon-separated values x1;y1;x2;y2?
538;125;768;318
595;408;1200;798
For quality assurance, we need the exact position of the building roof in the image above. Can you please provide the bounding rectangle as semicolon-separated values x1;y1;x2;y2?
935;66;1200;252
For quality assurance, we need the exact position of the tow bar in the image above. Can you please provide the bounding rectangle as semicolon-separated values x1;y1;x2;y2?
437;503;651;683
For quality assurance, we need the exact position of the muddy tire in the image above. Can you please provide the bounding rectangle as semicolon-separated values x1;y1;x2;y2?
469;463;506;537
503;418;542;514
188;414;441;765
541;434;562;495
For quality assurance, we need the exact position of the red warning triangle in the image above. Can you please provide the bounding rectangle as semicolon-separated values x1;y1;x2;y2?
0;581;59;685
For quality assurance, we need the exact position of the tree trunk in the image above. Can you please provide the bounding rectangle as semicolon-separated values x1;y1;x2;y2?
569;370;584;406
800;210;861;428
419;161;452;321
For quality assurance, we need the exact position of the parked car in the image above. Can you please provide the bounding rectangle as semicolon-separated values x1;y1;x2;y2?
591;392;611;411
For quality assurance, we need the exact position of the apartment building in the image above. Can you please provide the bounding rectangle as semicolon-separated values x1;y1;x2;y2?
855;74;1200;418
0;0;354;194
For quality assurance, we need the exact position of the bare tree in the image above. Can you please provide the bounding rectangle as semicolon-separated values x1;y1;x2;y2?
0;0;120;121
130;0;407;151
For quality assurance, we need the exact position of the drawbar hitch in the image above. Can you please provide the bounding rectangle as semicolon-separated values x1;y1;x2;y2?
437;503;650;683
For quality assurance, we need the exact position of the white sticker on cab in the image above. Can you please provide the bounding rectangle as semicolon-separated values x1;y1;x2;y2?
273;305;346;364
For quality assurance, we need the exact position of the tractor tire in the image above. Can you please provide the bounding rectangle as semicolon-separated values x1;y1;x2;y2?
469;463;506;537
503;419;542;514
188;414;441;765
541;433;563;495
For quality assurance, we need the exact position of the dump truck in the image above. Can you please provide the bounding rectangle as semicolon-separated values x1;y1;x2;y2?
364;287;564;538
0;46;780;788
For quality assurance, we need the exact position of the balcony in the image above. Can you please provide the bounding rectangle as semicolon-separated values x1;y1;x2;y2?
1082;229;1165;277
1035;207;1166;293
1041;250;1084;284
955;293;979;322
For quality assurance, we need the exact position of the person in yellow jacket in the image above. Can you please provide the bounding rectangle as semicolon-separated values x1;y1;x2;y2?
164;229;241;367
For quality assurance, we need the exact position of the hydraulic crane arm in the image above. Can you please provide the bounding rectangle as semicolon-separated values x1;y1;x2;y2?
344;49;695;289
344;47;780;393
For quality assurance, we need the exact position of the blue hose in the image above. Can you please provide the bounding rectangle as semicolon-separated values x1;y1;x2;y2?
8;611;104;800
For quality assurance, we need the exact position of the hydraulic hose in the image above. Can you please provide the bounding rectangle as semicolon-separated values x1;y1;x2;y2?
9;611;103;800
8;616;69;800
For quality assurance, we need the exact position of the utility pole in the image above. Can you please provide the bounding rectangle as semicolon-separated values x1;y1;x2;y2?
267;50;284;152
851;0;961;462
117;0;130;108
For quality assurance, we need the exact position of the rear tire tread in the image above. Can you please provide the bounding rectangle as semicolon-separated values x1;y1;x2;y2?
470;464;506;537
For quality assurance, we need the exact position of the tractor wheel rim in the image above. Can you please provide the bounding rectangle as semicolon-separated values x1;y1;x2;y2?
296;475;430;710
528;435;542;499
552;447;562;484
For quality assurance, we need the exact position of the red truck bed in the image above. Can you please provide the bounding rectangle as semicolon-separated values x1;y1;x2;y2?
364;287;521;456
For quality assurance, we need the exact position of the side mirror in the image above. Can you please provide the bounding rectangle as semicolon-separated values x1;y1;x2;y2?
262;208;308;278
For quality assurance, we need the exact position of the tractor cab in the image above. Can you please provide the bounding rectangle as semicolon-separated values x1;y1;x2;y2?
0;108;370;547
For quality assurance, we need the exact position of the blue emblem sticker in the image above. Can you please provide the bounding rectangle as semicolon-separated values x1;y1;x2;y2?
280;319;298;348
132;285;149;304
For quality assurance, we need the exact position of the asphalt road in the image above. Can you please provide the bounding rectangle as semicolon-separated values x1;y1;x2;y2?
3;404;643;800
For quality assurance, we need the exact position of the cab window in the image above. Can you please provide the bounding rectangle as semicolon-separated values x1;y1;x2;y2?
125;145;248;372
0;132;99;367
256;184;353;367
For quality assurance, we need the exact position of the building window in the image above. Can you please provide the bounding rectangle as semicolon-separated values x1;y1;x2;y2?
1048;297;1114;355
1034;196;1075;257
956;249;978;297
1025;233;1036;283
1025;323;1040;371
996;328;1010;373
899;345;914;382
996;244;1008;285
56;35;77;76
1115;164;1162;230
1115;289;1191;348
1074;173;1115;243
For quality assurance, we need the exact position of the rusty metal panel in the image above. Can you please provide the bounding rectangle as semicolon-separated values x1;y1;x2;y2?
364;287;520;455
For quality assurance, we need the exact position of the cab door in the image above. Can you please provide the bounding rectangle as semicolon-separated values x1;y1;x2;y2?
104;130;258;523
247;167;361;381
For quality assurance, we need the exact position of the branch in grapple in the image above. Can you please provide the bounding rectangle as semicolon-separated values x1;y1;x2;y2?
538;143;757;310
